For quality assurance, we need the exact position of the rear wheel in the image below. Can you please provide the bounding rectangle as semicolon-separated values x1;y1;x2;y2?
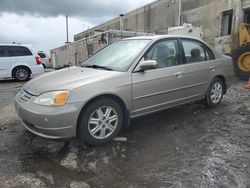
204;78;224;107
13;67;30;81
232;44;250;80
78;98;123;145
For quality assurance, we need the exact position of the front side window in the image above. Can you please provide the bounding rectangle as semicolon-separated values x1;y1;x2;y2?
0;46;5;57
182;40;214;64
7;46;32;57
144;40;180;69
82;39;150;72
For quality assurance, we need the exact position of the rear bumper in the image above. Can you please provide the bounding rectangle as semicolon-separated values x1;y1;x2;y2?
30;65;44;76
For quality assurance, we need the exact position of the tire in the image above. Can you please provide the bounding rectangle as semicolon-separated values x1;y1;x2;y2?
232;44;250;80
13;67;30;81
42;63;46;69
78;98;123;145
204;78;224;108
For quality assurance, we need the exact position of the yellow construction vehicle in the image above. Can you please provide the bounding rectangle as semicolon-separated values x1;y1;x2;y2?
232;23;250;80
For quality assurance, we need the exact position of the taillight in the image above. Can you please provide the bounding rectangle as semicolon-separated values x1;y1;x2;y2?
35;56;41;65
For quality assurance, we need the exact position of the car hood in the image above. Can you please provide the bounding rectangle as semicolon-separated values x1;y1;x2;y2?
23;66;123;95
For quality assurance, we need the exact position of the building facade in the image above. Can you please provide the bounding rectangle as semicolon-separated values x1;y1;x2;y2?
51;0;250;68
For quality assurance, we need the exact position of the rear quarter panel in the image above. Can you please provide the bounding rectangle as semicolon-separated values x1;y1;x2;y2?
215;55;235;89
9;56;35;70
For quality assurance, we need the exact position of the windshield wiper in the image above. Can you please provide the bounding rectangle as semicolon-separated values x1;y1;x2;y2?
82;64;113;71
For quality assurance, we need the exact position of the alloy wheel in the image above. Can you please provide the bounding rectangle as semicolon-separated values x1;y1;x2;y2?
210;82;223;104
88;106;118;140
16;68;29;81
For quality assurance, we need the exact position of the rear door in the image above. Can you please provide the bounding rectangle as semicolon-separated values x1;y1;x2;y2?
179;39;217;97
0;46;11;78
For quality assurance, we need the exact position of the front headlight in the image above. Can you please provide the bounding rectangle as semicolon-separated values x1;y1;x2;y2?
33;91;70;107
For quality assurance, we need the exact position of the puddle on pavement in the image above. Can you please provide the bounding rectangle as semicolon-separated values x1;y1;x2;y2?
0;80;249;187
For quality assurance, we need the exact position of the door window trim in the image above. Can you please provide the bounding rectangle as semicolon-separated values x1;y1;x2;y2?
179;38;215;65
6;46;32;57
0;46;8;58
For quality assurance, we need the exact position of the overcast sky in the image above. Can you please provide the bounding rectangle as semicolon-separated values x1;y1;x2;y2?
0;0;155;53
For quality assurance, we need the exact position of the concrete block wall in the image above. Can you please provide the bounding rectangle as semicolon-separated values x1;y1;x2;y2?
74;0;181;41
181;0;232;45
54;0;250;65
242;0;250;9
51;31;152;68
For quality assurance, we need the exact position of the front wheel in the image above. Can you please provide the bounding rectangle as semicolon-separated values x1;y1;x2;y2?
13;67;30;81
78;98;123;145
204;78;224;107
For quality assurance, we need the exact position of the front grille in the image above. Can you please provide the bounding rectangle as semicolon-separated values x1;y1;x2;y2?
19;90;34;103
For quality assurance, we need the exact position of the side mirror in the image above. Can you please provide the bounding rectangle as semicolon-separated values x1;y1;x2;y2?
139;60;157;71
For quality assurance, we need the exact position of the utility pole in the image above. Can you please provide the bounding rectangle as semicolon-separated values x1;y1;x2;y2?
178;0;182;26
120;14;124;37
66;15;69;43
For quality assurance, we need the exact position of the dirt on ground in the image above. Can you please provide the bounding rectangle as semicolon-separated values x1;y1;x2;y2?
0;79;249;188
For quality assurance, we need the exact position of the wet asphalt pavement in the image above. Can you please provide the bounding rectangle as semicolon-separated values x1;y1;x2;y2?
0;79;249;188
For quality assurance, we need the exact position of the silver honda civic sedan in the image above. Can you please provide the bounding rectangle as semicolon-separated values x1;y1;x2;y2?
15;35;234;145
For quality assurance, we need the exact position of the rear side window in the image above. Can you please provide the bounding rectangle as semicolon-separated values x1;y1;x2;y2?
0;46;6;57
181;40;215;64
6;46;32;57
38;52;46;58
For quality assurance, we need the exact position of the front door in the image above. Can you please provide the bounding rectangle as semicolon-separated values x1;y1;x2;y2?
131;39;189;117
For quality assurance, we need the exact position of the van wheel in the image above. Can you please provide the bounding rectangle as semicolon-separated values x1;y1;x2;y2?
42;64;46;69
78;98;123;145
204;78;224;107
13;67;30;81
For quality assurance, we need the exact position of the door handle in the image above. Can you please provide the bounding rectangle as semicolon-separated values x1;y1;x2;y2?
174;72;182;78
209;66;215;71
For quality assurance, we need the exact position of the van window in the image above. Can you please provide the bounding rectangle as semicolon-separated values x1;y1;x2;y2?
6;46;32;57
38;52;46;58
0;46;6;57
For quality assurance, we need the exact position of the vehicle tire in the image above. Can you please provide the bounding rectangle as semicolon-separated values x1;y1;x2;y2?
42;63;46;69
78;98;123;145
204;78;224;108
13;67;30;81
232;44;250;80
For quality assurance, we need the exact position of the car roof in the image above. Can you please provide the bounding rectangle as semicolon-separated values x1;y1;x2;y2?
124;34;222;59
0;44;32;47
124;35;203;42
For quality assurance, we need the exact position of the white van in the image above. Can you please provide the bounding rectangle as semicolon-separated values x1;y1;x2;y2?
37;51;52;69
0;44;44;81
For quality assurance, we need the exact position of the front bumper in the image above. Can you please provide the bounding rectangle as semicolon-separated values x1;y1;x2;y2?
15;91;84;139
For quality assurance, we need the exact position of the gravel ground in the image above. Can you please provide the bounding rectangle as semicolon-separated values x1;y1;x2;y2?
0;79;249;188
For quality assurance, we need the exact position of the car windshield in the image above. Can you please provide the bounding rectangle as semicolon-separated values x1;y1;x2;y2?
82;39;151;72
